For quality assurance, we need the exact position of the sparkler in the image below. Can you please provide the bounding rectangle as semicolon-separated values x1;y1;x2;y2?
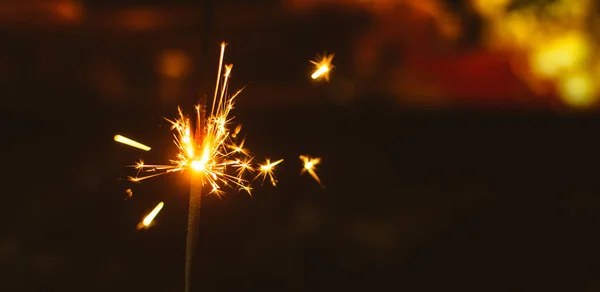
299;155;324;188
310;52;335;81
116;42;283;292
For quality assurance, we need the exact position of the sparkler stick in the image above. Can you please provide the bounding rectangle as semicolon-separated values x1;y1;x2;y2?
186;174;203;292
185;97;206;292
116;43;284;292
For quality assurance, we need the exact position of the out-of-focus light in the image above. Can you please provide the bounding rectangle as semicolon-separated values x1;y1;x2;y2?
121;9;161;31
53;1;84;22
530;32;589;78
493;10;539;48
471;0;511;18
159;50;191;78
559;73;596;107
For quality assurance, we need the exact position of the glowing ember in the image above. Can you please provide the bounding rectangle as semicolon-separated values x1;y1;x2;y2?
138;202;164;230
310;52;335;81
125;188;133;199
299;155;324;188
114;135;151;151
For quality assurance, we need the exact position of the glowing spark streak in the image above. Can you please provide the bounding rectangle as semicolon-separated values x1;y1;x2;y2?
216;65;233;116
311;66;329;79
125;189;133;199
139;202;164;229
211;42;227;116
310;53;335;81
129;171;177;182
114;135;151;151
256;158;284;186
300;155;324;188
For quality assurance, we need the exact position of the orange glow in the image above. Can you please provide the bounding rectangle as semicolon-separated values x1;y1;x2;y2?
159;50;191;78
470;0;511;18
476;0;599;108
121;9;161;31
559;73;597;107
53;2;83;22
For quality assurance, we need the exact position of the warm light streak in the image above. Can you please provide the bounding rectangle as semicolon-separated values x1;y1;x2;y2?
257;158;284;186
114;135;151;151
138;202;164;229
300;155;324;188
476;0;599;108
310;53;335;81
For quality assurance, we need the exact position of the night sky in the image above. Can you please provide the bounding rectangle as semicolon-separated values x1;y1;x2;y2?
3;1;600;291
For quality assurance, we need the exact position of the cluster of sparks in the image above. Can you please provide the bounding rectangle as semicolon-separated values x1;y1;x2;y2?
115;44;329;227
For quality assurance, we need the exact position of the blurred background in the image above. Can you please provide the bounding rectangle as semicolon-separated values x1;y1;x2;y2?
3;0;600;291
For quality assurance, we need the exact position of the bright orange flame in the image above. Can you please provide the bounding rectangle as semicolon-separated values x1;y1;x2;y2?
310;53;334;81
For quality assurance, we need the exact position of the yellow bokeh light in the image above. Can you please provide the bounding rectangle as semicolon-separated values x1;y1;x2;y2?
530;32;589;79
559;73;597;107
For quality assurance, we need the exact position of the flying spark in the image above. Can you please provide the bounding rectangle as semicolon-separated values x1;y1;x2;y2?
310;52;334;81
257;158;284;187
137;202;164;230
125;188;133;199
114;135;151;151
300;155;324;188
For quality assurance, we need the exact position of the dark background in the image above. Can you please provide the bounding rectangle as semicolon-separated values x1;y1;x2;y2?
3;1;600;291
